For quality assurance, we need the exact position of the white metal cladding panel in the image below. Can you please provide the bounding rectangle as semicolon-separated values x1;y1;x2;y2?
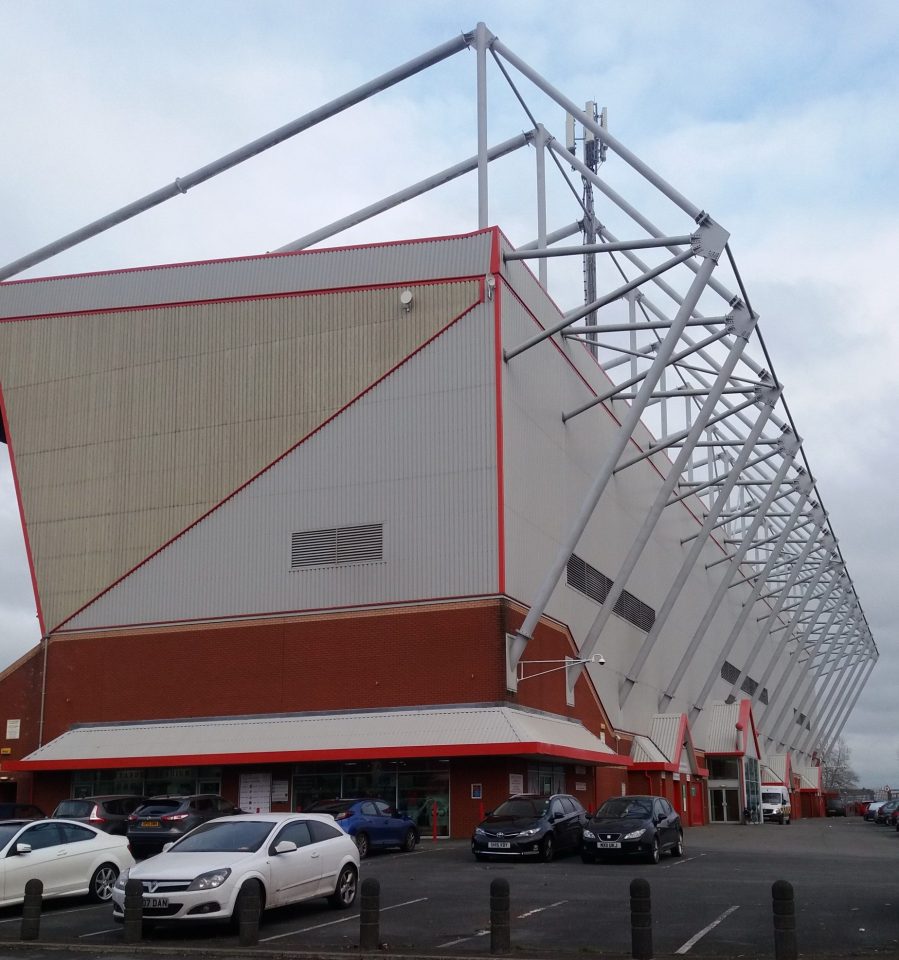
0;281;481;630
21;705;613;763
794;764;820;790
0;232;494;317
763;755;787;783
65;300;497;629
648;714;683;762
630;735;667;764
702;701;742;754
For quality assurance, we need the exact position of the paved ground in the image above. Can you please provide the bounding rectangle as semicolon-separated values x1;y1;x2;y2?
1;816;898;958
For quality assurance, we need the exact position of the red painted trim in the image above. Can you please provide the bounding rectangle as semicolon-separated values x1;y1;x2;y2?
0;228;497;287
54;592;503;636
52;290;486;633
5;740;633;771
0;383;46;636
0;275;485;325
492;247;506;595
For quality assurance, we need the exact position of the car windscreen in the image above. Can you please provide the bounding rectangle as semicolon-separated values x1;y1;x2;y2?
596;798;652;819
492;798;549;818
761;792;784;804
135;800;183;815
306;800;354;814
0;823;24;849
170;820;273;853
54;800;94;817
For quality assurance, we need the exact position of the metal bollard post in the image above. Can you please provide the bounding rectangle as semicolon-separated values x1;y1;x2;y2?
238;882;261;947
123;878;143;943
359;877;381;950
20;878;42;941
772;879;797;960
630;878;653;960
490;877;511;954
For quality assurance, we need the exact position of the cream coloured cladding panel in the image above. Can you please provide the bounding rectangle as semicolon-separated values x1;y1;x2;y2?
0;281;482;629
498;278;794;743
64;299;497;629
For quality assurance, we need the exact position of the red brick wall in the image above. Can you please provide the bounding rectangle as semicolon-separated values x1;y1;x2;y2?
0;646;44;802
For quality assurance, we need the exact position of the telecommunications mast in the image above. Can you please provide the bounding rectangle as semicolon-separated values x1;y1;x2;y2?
566;102;607;359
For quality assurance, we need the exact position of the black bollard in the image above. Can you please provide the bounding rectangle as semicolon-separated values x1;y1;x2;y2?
359;877;381;950
238;882;261;946
20;878;42;941
490;877;510;954
772;879;797;960
630;878;653;960
123;877;143;943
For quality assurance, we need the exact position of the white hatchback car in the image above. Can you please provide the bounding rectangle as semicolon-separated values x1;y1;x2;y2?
0;818;134;907
111;813;359;924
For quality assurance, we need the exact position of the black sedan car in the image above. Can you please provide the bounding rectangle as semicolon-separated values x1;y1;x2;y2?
581;795;683;864
471;793;587;861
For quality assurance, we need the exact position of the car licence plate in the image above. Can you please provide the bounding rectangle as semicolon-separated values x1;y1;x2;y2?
598;841;621;849
488;841;511;849
143;897;169;908
140;820;160;828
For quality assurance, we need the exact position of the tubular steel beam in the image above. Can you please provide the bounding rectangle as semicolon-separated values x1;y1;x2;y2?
507;251;720;687
0;32;471;281
505;235;694;260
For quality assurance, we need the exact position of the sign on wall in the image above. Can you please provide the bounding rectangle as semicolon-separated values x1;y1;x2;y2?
509;774;524;794
5;720;20;740
239;772;272;813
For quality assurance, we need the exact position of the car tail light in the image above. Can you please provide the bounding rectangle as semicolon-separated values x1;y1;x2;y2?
89;805;107;825
161;812;189;822
335;811;351;821
128;814;139;822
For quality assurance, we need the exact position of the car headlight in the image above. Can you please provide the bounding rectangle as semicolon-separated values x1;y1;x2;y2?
518;827;541;838
583;829;595;840
474;827;486;837
187;868;232;891
114;868;130;891
623;828;646;840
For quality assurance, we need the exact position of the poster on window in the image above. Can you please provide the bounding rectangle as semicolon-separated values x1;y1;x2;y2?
239;772;272;813
509;773;524;794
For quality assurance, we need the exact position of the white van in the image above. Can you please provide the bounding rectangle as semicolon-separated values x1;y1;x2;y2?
761;785;791;824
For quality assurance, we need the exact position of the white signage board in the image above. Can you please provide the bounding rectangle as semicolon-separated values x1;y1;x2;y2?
239;772;272;814
509;773;524;795
5;720;20;740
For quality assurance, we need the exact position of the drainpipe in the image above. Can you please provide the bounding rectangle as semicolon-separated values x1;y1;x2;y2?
38;634;48;748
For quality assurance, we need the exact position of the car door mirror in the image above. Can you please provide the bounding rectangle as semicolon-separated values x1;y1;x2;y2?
15;843;31;855
274;840;297;855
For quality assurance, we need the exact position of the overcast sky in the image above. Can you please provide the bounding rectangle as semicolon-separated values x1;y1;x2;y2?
1;1;896;788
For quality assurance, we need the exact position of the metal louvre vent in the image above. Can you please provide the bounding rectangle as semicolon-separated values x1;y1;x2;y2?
721;661;769;704
566;554;656;633
291;523;383;568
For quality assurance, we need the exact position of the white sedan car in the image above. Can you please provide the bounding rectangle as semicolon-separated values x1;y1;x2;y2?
111;813;359;924
0;818;134;907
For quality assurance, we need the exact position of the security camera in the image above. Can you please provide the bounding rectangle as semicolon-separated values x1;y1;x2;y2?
595;654;606;666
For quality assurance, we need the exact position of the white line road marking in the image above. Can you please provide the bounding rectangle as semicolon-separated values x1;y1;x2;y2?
79;927;120;938
664;855;703;867
0;904;102;924
675;904;740;954
438;899;568;947
259;896;428;943
518;899;568;918
437;929;490;948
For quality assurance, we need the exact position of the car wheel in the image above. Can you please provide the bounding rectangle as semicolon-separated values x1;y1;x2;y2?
355;831;370;859
539;834;554;862
328;864;358;909
581;851;595;864
89;863;120;902
646;837;660;865
230;879;265;929
671;832;684;857
402;828;417;852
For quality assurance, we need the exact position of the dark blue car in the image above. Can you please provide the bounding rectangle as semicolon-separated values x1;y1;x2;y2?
305;798;419;858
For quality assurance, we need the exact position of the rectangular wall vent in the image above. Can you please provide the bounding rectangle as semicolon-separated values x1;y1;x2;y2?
721;661;769;704
566;554;656;633
291;523;383;568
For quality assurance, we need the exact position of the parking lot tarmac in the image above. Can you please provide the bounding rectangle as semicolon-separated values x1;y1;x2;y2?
1;816;898;959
